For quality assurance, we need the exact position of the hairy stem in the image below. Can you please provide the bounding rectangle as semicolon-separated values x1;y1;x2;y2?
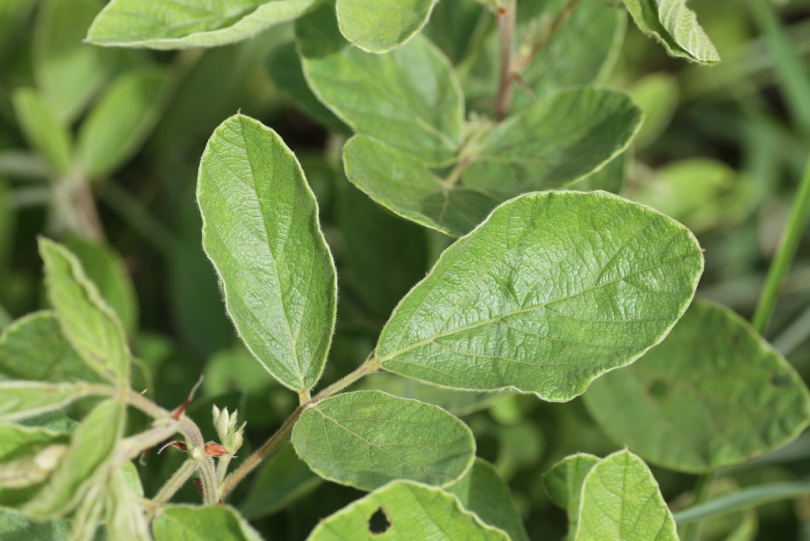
494;0;516;121
752;153;810;334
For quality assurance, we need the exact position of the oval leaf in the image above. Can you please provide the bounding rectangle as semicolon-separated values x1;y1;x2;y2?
11;89;72;174
307;480;509;540
623;0;719;64
197;114;337;392
543;453;600;540
446;458;529;541
376;191;703;401
292;391;475;491
336;0;436;53
583;299;810;472
297;3;463;165
574;450;677;541
153;505;263;541
77;67;170;178
39;239;130;386
463;87;643;196
87;0;318;50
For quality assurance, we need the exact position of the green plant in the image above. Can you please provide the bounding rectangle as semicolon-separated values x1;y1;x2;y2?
1;0;810;539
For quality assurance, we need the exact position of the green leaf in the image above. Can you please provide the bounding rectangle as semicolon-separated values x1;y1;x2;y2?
307;480;509;540
423;0;487;65
33;0;106;123
343;135;500;237
297;3;463;165
198;114;336;392
153;505;264;541
77;67;170;178
25;399;125;519
64;238;138;335
574;450;677;540
39;239;130;386
265;42;350;135
66;483;104;541
0;382;103;422
632;158;758;235
86;0;318;50
361;373;498;417
629;73;680;148
11;89;72;174
446;458;529;541
0;424;70;507
336;0;436;53
623;0;720;64
344;87;642;237
239;441;321;518
574;151;628;194
0;312;102;383
105;468;150;541
463;88;642;197
0;509;70;541
543;453;600;540
583;299;810;472
376;191;703;401
338;181;428;317
292;391;475;491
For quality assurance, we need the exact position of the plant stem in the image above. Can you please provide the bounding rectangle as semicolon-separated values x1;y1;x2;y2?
152;459;198;507
752;154;810;334
219;354;380;499
125;388;172;419
494;0;516;121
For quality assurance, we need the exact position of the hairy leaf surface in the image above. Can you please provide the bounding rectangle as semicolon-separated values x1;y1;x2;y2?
376;191;703;401
584;299;810;472
292;391;475;490
198;115;337;392
336;0;436;53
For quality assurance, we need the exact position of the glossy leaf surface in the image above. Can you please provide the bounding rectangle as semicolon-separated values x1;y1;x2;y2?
39;239;130;386
297;4;462;165
87;0;318;49
376;191;703;401
336;0;435;53
307;480;509;540
574;450;677;540
292;391;475;491
584;299;810;472
197;114;337;392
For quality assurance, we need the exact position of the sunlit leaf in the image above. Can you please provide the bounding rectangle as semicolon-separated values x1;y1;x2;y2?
336;0;436;53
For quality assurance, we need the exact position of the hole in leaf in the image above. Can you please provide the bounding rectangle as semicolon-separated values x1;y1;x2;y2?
368;506;391;535
771;372;792;388
648;380;670;399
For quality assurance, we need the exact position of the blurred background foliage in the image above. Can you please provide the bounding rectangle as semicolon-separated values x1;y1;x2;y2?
1;0;810;539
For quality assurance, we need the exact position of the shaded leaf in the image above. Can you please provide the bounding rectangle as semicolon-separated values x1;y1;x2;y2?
0;312;101;383
87;0;318;50
307;480;509;540
583;299;810;472
629;72;680;148
24;399;124;519
376;191;703;401
39;239;130;386
574;450;677;540
361;373;498;417
623;0;719;64
0;510;69;541
11;89;72;174
239;441;321;518
543;453;600;540
33;0;106;123
292;391;475;491
153;505;264;541
0;424;70;507
197;114;337;392
336;0;436;53
77;67;171;178
105;468;150;541
297;3;462;165
446;458;529;541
